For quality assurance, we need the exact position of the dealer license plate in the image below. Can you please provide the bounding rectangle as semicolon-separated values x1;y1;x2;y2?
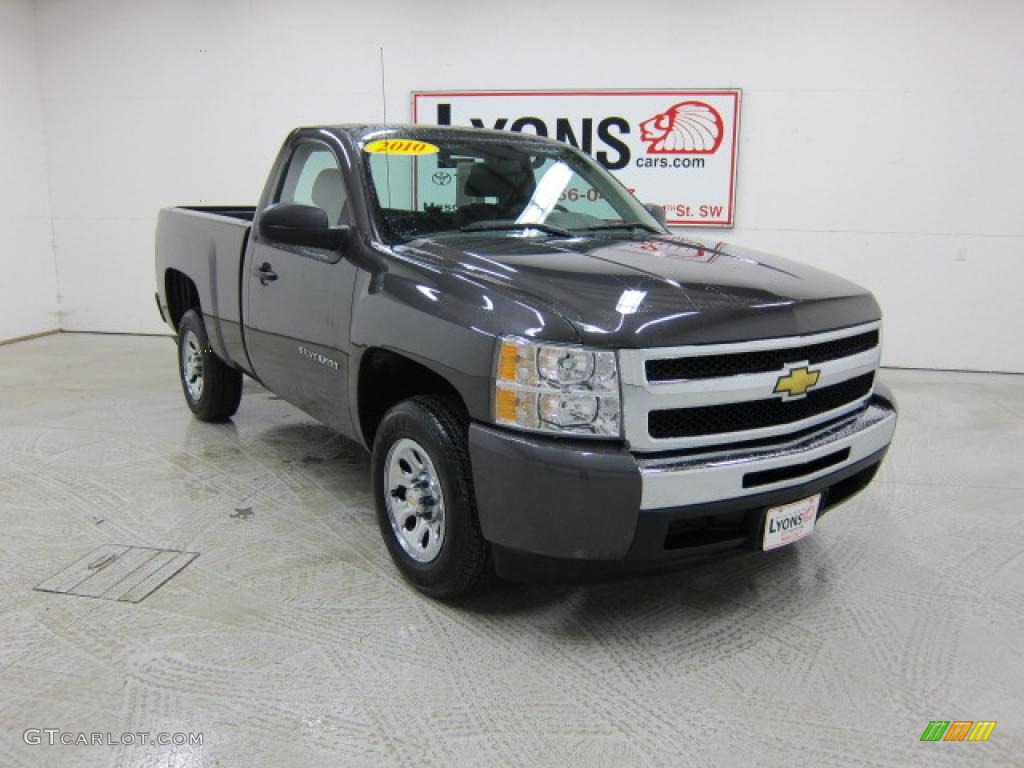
763;494;821;551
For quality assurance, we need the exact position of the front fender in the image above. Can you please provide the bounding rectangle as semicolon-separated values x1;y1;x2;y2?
348;257;580;434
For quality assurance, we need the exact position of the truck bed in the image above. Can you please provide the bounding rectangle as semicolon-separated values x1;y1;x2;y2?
155;205;255;371
177;205;256;222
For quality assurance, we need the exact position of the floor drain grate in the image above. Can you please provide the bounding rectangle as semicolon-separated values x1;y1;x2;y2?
34;545;198;603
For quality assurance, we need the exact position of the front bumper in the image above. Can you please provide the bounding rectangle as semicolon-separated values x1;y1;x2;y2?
468;387;897;580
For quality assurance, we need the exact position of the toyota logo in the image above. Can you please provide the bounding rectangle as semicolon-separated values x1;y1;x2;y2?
432;171;453;186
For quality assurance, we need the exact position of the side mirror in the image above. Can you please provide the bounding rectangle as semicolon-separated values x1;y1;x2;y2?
259;203;348;250
644;203;667;226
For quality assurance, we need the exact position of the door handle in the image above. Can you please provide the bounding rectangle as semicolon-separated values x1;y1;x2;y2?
257;262;278;284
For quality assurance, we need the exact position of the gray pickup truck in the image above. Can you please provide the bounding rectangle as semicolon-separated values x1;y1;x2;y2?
155;124;897;598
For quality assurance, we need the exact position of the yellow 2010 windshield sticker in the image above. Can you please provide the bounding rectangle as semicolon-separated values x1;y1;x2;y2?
364;139;438;156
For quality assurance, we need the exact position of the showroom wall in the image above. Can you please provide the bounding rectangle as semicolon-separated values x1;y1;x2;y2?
28;0;1024;371
0;0;58;342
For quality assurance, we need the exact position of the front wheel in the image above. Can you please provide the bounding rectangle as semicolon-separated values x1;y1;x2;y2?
372;395;490;598
177;309;242;422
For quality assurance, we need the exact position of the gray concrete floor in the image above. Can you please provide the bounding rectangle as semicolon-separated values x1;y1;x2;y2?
0;333;1021;767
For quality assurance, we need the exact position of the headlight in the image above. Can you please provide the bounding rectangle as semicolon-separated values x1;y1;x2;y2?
493;336;620;437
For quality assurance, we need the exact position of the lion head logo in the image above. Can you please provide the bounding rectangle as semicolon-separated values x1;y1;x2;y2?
639;101;724;154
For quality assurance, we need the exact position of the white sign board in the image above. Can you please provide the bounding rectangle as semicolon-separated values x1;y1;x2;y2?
412;90;741;227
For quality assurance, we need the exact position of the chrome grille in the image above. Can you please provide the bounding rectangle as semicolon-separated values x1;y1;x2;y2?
619;322;881;452
648;372;875;439
645;330;879;382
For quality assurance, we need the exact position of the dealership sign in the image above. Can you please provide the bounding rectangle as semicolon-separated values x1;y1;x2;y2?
412;90;741;227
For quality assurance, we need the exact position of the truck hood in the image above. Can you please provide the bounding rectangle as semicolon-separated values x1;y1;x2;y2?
397;234;880;348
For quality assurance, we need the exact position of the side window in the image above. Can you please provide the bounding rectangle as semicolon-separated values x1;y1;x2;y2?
277;143;349;225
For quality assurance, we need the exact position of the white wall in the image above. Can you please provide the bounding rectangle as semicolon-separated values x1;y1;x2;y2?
0;0;58;342
31;0;1024;371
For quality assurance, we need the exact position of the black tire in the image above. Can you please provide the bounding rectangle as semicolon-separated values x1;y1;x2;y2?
372;395;491;599
177;309;243;422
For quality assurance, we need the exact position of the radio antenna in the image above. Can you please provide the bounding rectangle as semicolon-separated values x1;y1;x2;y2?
379;47;388;124
379;46;392;207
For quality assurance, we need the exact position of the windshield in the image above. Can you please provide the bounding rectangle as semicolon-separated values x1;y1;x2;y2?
361;135;666;244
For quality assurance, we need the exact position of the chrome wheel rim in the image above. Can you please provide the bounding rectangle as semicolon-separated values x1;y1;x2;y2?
181;330;204;402
384;438;446;563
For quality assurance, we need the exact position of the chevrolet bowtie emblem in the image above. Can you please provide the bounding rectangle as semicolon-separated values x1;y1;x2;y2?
774;365;821;400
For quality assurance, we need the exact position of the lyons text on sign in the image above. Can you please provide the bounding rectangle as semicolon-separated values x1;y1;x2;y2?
412;90;741;227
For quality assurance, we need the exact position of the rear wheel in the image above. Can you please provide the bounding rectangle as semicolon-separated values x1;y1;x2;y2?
372;395;490;598
177;309;242;421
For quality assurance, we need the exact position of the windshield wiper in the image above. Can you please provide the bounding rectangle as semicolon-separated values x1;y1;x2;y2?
460;221;574;237
572;223;664;234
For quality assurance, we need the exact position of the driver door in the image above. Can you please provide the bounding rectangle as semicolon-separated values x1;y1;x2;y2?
245;139;359;435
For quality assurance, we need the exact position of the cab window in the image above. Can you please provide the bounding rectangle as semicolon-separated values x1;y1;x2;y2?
277;143;350;225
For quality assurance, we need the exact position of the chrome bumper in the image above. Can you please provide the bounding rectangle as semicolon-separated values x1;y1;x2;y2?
638;401;897;510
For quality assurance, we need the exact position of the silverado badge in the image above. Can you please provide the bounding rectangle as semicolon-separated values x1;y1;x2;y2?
774;365;821;400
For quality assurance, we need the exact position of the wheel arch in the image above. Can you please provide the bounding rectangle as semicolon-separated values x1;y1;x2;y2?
356;347;471;449
164;268;201;332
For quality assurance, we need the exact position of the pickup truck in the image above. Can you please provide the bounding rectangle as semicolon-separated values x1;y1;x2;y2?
155;124;897;598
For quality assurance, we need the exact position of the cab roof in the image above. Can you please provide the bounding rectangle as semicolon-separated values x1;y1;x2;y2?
315;123;568;147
